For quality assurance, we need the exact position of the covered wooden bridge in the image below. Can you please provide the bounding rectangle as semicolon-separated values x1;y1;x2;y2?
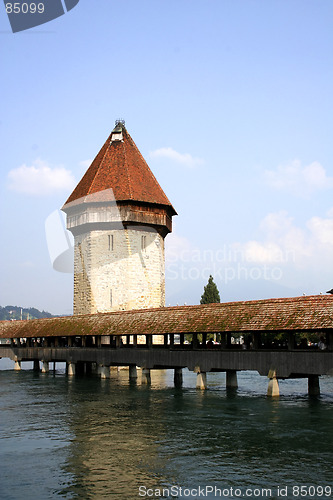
1;295;333;396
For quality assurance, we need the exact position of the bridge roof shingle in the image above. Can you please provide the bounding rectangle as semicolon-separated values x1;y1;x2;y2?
0;295;332;339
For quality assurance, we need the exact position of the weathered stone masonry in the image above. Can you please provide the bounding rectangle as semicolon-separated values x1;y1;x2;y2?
73;227;165;315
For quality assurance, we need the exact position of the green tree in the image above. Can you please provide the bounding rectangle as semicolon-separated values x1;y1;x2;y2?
200;275;220;304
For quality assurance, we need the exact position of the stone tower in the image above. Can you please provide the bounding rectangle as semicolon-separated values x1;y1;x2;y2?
62;121;176;315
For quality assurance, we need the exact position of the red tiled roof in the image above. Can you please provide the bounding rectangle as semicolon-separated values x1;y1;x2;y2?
1;295;332;338
63;122;176;214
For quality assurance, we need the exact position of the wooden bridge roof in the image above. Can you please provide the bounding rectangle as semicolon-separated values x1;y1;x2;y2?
0;295;332;339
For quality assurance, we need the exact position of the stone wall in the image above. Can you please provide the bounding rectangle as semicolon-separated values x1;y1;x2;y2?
73;226;165;315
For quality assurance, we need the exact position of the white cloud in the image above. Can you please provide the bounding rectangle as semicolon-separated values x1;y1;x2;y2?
236;212;309;266
7;159;76;196
149;147;204;168
163;210;333;294
307;216;333;246
237;210;333;270
264;159;333;197
240;240;291;264
231;209;333;292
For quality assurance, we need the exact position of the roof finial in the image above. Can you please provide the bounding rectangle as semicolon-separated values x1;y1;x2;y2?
115;118;125;127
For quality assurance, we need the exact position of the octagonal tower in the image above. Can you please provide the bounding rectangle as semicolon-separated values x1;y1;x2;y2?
62;121;176;315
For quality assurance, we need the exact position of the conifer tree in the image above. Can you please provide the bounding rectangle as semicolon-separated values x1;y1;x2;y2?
200;275;220;304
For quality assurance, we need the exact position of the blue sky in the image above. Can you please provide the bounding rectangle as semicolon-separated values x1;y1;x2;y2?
1;0;333;314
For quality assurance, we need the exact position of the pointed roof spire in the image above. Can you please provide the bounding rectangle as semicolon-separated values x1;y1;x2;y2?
63;121;176;215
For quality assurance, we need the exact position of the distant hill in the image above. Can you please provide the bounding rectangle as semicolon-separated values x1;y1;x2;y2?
0;305;55;321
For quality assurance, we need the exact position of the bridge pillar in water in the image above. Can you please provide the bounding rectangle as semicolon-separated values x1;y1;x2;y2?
196;371;207;390
90;362;98;374
141;368;151;385
14;360;21;371
67;362;76;376
99;365;110;379
129;365;137;380
174;368;183;387
308;375;320;396
41;361;49;373
33;360;39;372
267;370;279;397
226;370;238;388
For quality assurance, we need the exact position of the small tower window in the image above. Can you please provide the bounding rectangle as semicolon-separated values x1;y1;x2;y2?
141;235;147;251
108;234;114;251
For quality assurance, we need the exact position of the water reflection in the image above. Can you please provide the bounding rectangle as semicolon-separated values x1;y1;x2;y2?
60;371;333;498
0;368;332;499
61;371;171;498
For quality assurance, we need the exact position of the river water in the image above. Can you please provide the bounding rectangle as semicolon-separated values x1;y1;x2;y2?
0;359;332;500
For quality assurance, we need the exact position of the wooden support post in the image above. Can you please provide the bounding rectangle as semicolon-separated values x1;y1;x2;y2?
220;333;227;349
67;336;73;347
308;375;320;396
33;360;39;372
129;365;137;380
326;331;333;352
133;335;138;348
253;333;261;350
164;334;168;347
170;334;174;347
174;368;183;387
141;368;151;385
226;370;238;388
226;332;232;348
180;333;185;346
288;332;295;350
146;335;152;349
267;370;279;397
192;333;198;349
